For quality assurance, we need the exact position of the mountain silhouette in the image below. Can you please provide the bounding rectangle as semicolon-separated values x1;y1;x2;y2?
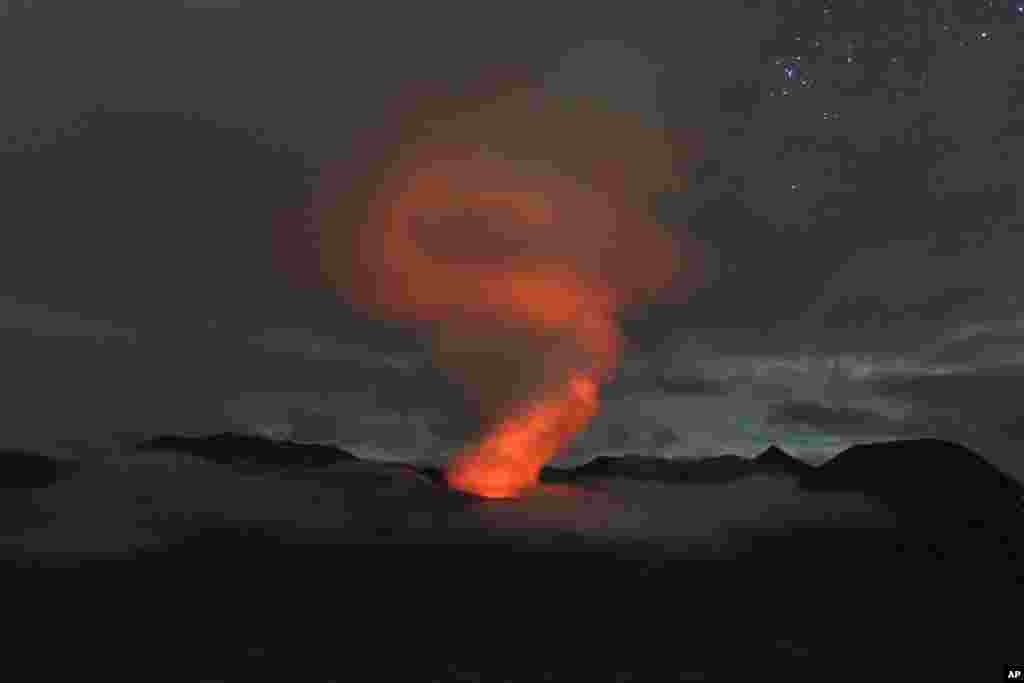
753;444;816;475
801;438;1024;511
135;433;358;472
557;449;805;484
552;440;1021;512
0;449;80;488
568;453;699;481
407;452;773;487
3;433;1020;679
126;433;1024;520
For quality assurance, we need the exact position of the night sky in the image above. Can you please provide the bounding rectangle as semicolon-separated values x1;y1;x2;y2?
2;2;1022;482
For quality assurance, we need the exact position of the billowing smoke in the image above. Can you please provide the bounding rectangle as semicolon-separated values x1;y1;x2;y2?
309;64;703;497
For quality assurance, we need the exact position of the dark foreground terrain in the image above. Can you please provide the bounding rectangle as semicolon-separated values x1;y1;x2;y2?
2;436;1021;681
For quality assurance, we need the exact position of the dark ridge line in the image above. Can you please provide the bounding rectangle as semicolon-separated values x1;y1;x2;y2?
97;432;1023;508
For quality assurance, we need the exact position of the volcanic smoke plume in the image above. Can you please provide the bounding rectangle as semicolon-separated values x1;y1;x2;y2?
311;70;702;498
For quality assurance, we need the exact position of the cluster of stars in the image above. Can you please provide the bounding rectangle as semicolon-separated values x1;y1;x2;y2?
769;57;813;98
944;24;1002;46
761;0;1023;195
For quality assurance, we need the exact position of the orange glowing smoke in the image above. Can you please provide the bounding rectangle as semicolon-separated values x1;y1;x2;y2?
308;71;702;498
446;372;601;499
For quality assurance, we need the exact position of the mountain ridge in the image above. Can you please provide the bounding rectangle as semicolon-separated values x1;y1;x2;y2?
135;432;359;471
118;432;1024;506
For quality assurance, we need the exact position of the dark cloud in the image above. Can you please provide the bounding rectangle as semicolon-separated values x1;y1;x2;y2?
923;327;1024;367
813;287;992;334
749;382;795;402
601;370;733;399
0;297;138;343
905;287;996;322
563;418;680;462
285;410;342;444
997;416;1024;441
766;401;913;439
654;375;733;396
871;364;1024;416
639;425;681;452
2;109;313;326
866;364;1024;480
